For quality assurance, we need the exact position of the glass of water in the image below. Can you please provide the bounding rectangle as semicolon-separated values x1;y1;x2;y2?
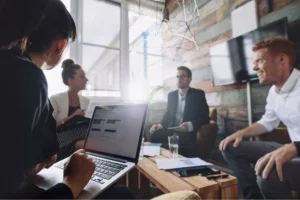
168;135;179;158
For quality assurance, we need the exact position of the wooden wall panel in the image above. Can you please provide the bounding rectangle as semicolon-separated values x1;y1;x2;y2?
163;0;299;92
257;0;297;18
163;31;232;63
192;81;247;93
161;0;299;135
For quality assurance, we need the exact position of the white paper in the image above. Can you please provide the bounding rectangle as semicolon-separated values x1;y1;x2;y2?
143;146;160;157
231;0;258;37
156;158;212;170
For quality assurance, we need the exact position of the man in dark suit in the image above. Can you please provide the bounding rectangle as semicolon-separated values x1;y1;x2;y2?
150;66;209;156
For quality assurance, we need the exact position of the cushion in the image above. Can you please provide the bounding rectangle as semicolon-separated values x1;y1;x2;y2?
151;191;201;200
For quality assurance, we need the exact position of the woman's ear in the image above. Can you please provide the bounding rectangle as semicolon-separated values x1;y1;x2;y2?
56;39;67;55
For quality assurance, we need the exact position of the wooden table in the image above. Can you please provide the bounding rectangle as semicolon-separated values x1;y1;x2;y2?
135;148;238;199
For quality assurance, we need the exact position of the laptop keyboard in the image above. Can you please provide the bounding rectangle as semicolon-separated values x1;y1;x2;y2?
55;157;127;184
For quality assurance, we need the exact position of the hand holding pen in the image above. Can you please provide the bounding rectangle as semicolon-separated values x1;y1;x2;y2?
72;108;85;117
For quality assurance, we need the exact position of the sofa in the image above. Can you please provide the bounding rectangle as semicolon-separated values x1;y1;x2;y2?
145;103;218;159
195;107;218;159
255;127;291;144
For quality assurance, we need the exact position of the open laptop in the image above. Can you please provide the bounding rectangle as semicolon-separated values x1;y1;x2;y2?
31;104;148;199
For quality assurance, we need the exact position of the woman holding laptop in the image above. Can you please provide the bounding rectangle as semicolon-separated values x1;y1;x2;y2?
50;59;90;158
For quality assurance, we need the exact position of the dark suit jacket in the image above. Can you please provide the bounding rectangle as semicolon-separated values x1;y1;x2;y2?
161;88;209;133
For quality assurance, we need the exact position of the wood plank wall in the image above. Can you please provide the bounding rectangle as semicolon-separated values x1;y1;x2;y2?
161;0;300;135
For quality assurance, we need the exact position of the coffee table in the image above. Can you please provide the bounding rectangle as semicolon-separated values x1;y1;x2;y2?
135;148;238;199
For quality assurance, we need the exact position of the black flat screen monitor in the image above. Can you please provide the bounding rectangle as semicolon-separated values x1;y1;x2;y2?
209;17;288;86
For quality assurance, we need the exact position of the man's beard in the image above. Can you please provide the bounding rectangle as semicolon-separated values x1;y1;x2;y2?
178;83;188;89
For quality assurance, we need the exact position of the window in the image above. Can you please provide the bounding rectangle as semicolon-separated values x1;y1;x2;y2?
83;0;120;48
128;12;163;102
82;0;121;94
44;0;128;99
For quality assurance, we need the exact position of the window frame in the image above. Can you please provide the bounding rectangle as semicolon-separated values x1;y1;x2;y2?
70;0;129;98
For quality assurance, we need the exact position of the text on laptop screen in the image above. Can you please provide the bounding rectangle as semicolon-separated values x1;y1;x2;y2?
85;105;146;159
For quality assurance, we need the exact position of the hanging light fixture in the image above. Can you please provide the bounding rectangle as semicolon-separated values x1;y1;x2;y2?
155;0;169;35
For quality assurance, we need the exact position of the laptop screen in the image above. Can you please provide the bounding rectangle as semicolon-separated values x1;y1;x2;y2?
84;104;147;161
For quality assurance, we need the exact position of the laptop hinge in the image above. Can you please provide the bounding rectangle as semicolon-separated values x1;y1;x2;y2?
86;152;127;163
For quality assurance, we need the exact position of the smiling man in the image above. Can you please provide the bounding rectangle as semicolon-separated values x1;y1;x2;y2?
219;37;300;199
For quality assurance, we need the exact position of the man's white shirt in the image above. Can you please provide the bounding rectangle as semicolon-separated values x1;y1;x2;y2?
257;68;300;142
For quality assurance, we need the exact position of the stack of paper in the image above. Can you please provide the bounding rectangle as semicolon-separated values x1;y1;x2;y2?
156;158;213;170
143;146;160;157
146;143;162;147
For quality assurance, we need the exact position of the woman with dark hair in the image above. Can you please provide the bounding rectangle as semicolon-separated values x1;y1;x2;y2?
50;59;90;159
0;0;134;198
50;59;89;128
0;0;95;198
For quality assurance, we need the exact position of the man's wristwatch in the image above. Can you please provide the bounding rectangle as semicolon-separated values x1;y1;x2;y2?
293;141;300;157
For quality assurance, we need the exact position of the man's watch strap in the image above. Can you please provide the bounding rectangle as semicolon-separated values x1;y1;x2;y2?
293;141;300;157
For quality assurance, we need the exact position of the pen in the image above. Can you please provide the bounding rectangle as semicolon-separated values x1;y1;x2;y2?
206;174;228;180
201;170;221;177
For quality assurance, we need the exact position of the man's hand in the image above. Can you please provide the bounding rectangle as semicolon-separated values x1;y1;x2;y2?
26;154;57;177
255;144;297;181
178;122;189;132
150;124;162;134
63;149;95;198
219;131;243;151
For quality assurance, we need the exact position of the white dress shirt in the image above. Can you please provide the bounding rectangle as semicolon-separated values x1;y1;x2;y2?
174;91;193;131
174;92;186;125
257;68;300;142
